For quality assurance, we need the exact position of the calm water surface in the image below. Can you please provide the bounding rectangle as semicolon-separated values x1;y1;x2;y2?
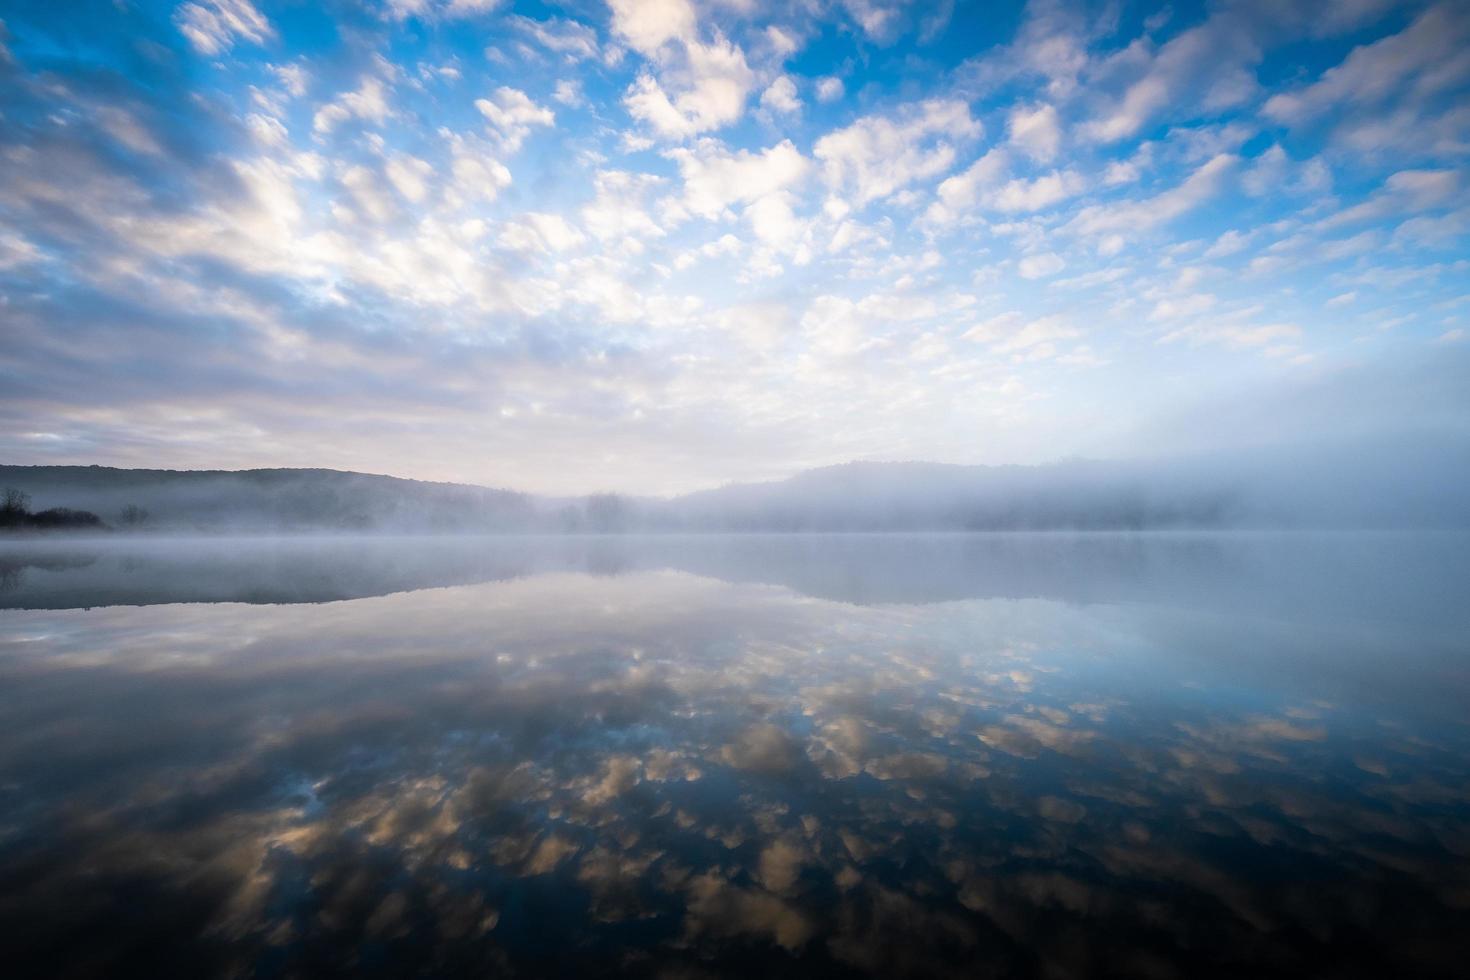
1;534;1468;978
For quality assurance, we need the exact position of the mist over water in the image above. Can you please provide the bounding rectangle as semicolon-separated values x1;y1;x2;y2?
6;430;1470;536
2;533;1467;977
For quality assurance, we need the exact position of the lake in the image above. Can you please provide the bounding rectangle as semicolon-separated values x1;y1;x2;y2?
1;533;1467;978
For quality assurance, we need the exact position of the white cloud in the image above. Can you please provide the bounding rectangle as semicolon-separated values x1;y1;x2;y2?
800;295;873;356
765;26;801;58
760;76;802;114
815;99;980;206
815;76;845;103
553;79;584;107
666;139;811;221
991;170;1086;212
930;148;1008;218
1317;168;1460;230
0;231;41;269
580;170;667;242
270;63;309;98
511;15;599;61
1150;292;1217;320
607;0;697;56
841;0;908;42
746;192;805;249
969;313;1082;353
675;232;743;269
1018;252;1066;279
445;0;502;15
443;133;512;206
340;164;396;224
1008;103;1061;162
1241;144;1331;198
1068;153;1238;238
385;154;434;203
95;106;163;156
1160;320;1302;350
313;76;392;134
175;0;274;55
499;212;586;253
1203;229;1253;258
1081;13;1261;144
385;0;504;21
926;151;1083;222
475;86;555;150
624;36;757;139
1262;5;1470;124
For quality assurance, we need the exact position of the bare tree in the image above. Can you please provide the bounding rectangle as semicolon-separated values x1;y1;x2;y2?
585;493;629;533
2;487;30;517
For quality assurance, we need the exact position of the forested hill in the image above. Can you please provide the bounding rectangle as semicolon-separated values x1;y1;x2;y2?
0;466;537;532
3;434;1467;534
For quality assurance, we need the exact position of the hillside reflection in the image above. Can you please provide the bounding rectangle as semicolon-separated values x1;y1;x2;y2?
1;537;1467;977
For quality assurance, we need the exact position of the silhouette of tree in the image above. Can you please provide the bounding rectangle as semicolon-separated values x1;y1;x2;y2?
1;487;31;528
585;493;628;533
2;487;29;514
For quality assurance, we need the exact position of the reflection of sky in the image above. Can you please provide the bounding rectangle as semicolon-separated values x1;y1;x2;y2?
1;550;1468;976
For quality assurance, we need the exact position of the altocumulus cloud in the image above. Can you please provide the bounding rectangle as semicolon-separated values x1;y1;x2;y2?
0;0;1467;493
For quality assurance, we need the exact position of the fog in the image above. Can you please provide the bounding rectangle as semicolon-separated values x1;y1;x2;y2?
3;428;1468;534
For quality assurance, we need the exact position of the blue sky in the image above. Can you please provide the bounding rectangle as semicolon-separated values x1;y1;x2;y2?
1;0;1467;494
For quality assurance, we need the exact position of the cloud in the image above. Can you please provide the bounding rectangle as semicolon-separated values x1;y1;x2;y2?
991;170;1086;213
1203;229;1254;259
443;133;512;205
666;139;810;221
760;76;802;114
1008;103;1061;162
553;79;584;107
4;0;1469;492
510;15;599;61
384;0;504;21
313;76;392;134
929;148;1008;221
624;36;757;140
1262;5;1470;125
499;212;587;254
607;0;697;56
815;100;980;206
1240;145;1331;198
580;170;667;242
1017;252;1066;279
384;154;434;203
815;77;845;103
1317;168;1461;231
174;0;274;55
1160;320;1302;350
973;313;1081;353
1068;153;1238;239
475;86;555;149
1081;12;1262;144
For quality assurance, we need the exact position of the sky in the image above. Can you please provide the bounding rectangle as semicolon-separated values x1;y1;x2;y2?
0;0;1467;495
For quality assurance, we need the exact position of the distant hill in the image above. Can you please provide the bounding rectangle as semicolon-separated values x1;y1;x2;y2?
659;460;1239;531
0;466;538;532
3;434;1468;533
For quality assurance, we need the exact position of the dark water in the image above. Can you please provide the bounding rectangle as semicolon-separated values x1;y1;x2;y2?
1;533;1468;978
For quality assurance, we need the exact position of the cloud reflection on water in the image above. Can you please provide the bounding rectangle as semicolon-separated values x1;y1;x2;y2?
0;537;1467;977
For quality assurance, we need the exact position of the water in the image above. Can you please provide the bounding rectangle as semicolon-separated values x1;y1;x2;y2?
1;533;1467;978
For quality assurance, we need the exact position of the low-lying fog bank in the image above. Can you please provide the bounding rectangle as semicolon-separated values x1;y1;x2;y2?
4;432;1467;534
